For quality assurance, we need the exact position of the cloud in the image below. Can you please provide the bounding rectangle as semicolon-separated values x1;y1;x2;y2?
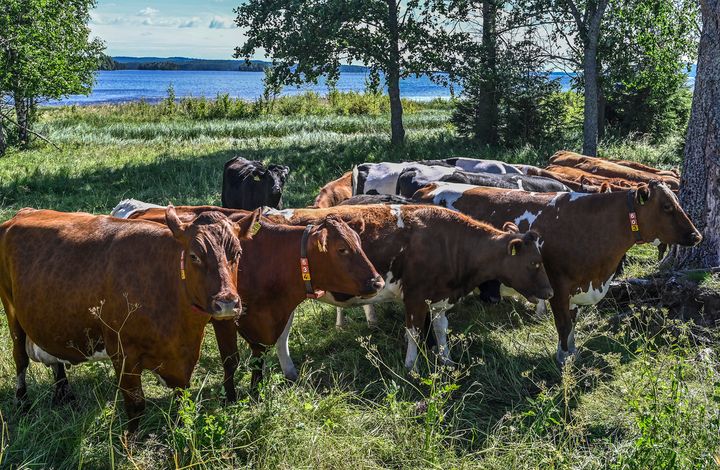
138;7;159;17
209;16;235;29
179;17;202;28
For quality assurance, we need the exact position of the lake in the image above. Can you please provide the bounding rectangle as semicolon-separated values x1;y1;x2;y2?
46;69;694;106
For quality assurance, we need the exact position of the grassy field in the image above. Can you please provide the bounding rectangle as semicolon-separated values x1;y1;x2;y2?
0;97;717;468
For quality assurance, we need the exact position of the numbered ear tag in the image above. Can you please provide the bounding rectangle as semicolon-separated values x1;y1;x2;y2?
250;221;262;235
629;212;640;231
317;240;327;253
180;250;186;280
511;246;517;256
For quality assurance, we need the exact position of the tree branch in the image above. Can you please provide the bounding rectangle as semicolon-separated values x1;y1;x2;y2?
0;109;62;151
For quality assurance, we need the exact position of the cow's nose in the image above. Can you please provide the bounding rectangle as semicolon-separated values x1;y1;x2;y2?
540;287;554;300
212;298;240;317
689;231;703;246
371;275;385;292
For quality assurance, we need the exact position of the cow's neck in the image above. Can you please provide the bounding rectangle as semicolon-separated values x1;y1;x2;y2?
455;225;510;288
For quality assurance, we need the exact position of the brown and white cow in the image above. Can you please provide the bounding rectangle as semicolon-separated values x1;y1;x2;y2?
312;171;353;208
0;207;260;431
413;181;701;364
121;202;554;397
549;151;680;190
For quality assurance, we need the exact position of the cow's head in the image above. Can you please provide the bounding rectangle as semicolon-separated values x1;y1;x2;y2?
254;164;289;208
635;181;701;246
306;215;383;298
166;206;261;319
496;226;553;302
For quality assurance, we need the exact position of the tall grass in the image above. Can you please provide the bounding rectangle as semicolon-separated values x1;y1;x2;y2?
0;101;714;468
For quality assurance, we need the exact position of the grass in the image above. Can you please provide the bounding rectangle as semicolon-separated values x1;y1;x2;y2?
0;97;717;468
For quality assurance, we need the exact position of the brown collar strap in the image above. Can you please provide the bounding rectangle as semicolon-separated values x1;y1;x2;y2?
627;190;643;244
301;225;325;299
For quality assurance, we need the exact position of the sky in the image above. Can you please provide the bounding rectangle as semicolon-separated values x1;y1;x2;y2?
89;0;253;59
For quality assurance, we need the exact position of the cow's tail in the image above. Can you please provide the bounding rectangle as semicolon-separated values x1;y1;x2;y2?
351;165;359;196
111;199;164;219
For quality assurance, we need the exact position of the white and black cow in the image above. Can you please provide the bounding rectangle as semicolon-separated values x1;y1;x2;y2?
352;161;451;196
396;165;570;197
445;157;523;175
222;157;290;210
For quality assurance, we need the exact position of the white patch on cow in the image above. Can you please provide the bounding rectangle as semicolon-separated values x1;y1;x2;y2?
335;307;347;328
547;192;567;207
538;237;545;250
409;165;456;187
151;370;167;387
275;311;298;381
453;157;522;175
404;327;420;370
569;274;615;308
111;199;164;218
568;192;591;202
86;349;110;362
427;182;476;211
652;238;662;246
25;338;71;365
390;205;405;228
430;304;453;364
514;210;541;229
362;162;410;195
262;207;294;220
556;325;578;365
321;270;403;308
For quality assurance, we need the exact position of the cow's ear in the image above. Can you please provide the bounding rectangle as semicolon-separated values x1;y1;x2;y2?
166;205;187;240
507;238;523;256
636;184;650;205
523;230;539;244
503;222;520;233
235;208;263;240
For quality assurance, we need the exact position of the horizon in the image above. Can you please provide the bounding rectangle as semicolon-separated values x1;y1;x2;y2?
90;0;253;59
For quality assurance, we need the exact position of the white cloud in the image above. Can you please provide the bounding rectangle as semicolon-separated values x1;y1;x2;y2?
209;16;235;29
138;7;159;17
179;17;202;28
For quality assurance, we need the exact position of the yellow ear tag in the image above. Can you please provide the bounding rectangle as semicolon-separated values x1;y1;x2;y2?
511;246;517;256
317;240;327;253
251;221;262;235
253;175;261;181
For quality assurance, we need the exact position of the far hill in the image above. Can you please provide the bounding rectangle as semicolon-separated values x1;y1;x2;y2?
99;55;368;73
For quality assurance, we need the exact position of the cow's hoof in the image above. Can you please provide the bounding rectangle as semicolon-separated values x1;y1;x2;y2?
52;388;76;407
367;321;379;330
283;369;299;383
555;347;579;367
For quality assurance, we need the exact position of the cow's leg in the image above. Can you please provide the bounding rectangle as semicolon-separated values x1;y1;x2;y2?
363;305;378;328
430;309;453;366
249;344;267;392
112;355;145;433
335;307;346;329
657;243;668;261
275;311;298;381
51;363;75;406
535;300;547;316
212;320;240;403
549;290;576;366
403;299;428;371
7;312;29;407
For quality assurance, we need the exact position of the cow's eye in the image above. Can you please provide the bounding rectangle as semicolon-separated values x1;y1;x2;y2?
663;204;674;212
338;247;349;255
189;252;201;264
533;262;541;270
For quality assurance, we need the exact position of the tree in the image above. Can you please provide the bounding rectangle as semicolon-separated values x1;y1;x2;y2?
0;0;103;151
667;0;720;269
234;0;465;145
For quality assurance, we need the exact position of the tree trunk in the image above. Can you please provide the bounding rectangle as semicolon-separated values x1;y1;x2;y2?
386;0;405;146
0;114;6;156
14;93;30;148
668;0;720;269
582;42;600;156
477;0;499;146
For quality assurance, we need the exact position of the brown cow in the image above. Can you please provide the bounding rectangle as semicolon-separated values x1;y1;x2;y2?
544;164;637;191
312;171;353;208
549;150;680;190
122;202;554;398
515;165;612;193
0;207;260;431
413;181;701;364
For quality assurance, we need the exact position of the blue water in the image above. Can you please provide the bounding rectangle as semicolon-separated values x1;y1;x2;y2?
47;70;460;106
46;69;694;106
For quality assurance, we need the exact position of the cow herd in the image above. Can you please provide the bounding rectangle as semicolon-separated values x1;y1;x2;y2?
0;151;702;432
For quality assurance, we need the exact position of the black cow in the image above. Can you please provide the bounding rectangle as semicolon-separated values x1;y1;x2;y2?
396;165;569;197
221;157;290;210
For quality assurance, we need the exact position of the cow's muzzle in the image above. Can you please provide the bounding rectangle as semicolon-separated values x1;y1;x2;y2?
360;275;385;298
211;297;241;319
686;231;703;246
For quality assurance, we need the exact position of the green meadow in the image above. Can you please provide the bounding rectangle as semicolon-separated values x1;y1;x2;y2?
0;95;717;468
